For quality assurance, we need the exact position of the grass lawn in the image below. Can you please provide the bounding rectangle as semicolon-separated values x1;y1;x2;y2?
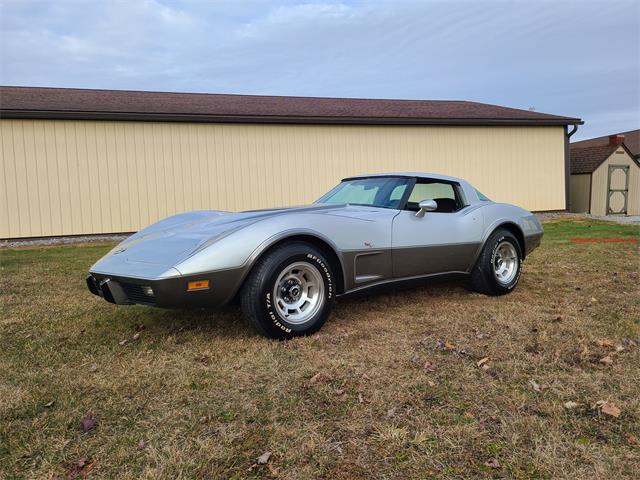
1;219;639;479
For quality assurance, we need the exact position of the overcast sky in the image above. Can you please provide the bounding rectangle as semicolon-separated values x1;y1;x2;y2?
1;0;638;140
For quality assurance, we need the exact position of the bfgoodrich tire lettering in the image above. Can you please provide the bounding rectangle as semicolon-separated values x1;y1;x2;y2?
469;228;522;296
240;242;334;339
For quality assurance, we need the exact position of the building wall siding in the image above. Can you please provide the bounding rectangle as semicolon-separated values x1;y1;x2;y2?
590;148;640;216
0;119;566;238
569;174;591;213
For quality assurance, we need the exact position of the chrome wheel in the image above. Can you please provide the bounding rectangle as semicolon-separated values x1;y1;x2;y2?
493;241;518;284
273;262;325;324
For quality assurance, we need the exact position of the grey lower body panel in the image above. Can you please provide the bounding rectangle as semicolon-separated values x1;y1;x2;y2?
391;243;480;278
339;270;469;298
87;267;245;308
524;231;543;257
340;243;480;291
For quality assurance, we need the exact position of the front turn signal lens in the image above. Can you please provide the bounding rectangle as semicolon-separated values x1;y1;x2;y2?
187;280;210;291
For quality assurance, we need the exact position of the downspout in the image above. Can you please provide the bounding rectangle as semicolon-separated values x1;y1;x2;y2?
568;124;578;138
564;124;579;212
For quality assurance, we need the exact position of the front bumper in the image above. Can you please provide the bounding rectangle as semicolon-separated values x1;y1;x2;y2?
86;268;245;308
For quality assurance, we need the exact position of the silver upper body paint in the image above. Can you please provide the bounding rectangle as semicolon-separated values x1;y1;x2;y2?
90;172;543;304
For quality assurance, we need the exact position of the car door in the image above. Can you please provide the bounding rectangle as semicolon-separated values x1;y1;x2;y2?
391;179;484;277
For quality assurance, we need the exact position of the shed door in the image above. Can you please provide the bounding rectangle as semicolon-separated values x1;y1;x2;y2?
607;165;629;215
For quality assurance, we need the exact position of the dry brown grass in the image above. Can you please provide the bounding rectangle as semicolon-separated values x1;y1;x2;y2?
1;219;639;479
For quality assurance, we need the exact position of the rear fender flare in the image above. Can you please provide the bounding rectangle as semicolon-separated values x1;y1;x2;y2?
470;220;526;269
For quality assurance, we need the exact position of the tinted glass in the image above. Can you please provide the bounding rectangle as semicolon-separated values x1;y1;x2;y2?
408;182;456;202
475;189;491;201
317;177;411;209
405;181;462;213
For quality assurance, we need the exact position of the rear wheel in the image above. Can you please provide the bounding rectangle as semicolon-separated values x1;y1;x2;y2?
240;242;334;339
469;228;522;295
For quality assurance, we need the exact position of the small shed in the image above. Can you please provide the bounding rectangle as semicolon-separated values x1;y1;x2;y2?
570;135;640;215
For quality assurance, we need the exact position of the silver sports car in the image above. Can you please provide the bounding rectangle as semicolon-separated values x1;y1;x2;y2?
87;173;543;339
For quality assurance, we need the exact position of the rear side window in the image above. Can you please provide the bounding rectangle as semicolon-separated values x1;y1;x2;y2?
475;189;491;201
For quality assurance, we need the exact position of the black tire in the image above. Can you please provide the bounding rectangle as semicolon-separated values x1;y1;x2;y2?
240;242;335;339
468;228;522;296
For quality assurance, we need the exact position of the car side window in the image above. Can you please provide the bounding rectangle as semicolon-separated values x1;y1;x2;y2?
405;181;462;213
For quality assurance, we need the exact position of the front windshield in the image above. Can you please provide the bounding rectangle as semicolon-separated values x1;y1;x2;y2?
316;177;411;209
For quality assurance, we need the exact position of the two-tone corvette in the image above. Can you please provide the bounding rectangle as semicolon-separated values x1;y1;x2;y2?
87;173;543;339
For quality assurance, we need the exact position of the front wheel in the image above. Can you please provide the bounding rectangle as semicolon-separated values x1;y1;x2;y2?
240;242;335;339
468;229;522;295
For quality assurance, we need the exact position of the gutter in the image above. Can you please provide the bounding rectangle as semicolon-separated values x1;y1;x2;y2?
0;109;585;127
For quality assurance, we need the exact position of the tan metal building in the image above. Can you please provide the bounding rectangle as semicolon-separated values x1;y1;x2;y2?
0;86;582;239
570;134;640;216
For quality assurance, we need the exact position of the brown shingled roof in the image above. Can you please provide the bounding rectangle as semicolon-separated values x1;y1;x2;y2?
570;143;639;174
570;144;619;174
571;129;640;158
0;86;583;126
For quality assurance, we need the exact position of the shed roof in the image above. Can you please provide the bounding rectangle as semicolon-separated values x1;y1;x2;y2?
570;143;638;174
571;129;640;159
0;86;583;127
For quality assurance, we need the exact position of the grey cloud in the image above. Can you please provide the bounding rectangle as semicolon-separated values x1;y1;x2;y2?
1;0;638;139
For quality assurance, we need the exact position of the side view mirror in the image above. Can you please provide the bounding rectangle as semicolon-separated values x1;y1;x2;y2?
415;199;438;218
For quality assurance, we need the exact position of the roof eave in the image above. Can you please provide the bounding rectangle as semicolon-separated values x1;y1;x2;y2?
0;109;584;126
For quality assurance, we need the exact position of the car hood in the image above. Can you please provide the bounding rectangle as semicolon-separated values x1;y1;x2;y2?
90;203;373;277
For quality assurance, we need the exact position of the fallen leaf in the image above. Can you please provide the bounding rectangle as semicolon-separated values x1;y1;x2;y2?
599;339;615;349
132;332;141;341
590;297;598;303
599;355;614;365
257;451;271;465
135;323;146;332
386;408;396;419
427;380;436;387
81;415;96;433
615;345;625;352
44;400;55;408
476;357;489;367
627;435;638;446
89;363;98;372
334;388;345;396
599;401;621;418
481;364;490;371
484;458;500;469
444;341;456;351
529;380;542;392
423;361;436;372
563;401;579;410
309;372;322;384
358;393;365;404
138;439;146;449
118;339;127;346
63;456;94;478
